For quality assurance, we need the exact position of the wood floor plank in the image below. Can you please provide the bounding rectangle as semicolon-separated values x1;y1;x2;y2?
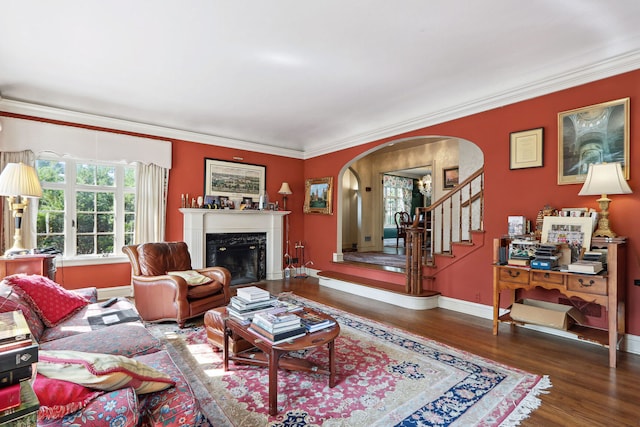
254;277;640;427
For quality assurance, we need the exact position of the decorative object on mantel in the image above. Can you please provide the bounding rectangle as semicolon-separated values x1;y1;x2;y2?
0;162;43;255
578;162;632;238
277;182;292;211
558;97;629;185
303;177;333;214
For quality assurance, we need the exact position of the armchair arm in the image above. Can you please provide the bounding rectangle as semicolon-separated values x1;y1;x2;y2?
197;266;232;303
131;275;190;321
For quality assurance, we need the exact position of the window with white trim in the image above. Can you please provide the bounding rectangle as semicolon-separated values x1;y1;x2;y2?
36;156;136;257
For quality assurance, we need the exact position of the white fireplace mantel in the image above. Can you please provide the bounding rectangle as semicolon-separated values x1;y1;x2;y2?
180;208;289;280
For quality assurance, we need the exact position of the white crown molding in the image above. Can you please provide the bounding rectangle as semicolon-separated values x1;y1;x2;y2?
303;50;640;159
0;97;305;160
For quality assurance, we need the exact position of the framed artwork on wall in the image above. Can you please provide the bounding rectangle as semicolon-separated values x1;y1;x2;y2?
442;166;459;189
304;177;333;214
204;158;266;199
510;127;544;169
558;97;629;185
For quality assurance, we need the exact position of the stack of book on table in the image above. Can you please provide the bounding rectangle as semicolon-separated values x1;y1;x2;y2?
0;311;39;426
567;260;604;274
249;308;307;344
227;286;303;324
298;310;336;333
227;286;279;323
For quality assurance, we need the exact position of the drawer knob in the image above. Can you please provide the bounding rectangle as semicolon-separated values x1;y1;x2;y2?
508;270;520;278
577;278;595;287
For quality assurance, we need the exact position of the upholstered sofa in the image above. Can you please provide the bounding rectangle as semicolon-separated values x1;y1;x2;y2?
0;274;207;427
123;241;231;328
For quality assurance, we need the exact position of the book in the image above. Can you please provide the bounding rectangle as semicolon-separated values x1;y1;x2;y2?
0;311;31;345
230;296;279;311
235;286;270;302
567;261;603;274
0;365;32;388
254;309;301;326
252;316;302;334
0;381;39;425
507;258;530;267
0;338;33;353
227;305;279;322
0;383;21;412
247;325;307;345
0;342;38;372
248;323;307;343
297;310;335;332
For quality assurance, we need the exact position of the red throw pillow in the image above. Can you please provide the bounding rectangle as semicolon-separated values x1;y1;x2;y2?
5;274;89;327
33;374;104;420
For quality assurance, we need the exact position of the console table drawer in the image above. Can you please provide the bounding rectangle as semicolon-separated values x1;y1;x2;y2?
498;267;529;284
531;271;564;286
567;275;607;295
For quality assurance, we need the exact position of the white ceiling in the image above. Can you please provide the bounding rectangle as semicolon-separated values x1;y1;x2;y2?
1;1;640;159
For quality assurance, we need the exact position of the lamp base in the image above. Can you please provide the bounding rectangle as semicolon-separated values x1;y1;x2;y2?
593;195;617;238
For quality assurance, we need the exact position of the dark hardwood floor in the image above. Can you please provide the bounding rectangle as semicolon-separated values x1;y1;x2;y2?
255;277;640;427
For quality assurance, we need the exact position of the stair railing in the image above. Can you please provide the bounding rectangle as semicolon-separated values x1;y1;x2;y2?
411;167;484;267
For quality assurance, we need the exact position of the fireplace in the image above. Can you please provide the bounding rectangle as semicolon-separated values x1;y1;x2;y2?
206;233;266;285
180;208;288;281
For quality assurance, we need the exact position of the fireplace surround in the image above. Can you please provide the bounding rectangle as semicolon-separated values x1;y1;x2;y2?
180;209;288;281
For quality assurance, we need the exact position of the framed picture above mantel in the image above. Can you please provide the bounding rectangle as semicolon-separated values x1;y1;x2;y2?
204;158;266;200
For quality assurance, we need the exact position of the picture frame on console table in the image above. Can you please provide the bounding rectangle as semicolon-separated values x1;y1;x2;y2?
204;158;266;200
541;216;594;261
304;177;333;215
558;97;629;185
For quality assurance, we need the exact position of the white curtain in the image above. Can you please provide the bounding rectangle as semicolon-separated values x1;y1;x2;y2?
134;163;168;244
0;150;37;253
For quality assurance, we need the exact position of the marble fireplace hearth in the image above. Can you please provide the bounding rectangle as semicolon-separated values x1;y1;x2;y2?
180;208;289;281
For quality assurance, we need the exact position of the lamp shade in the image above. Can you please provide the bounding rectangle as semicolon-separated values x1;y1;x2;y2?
578;162;631;196
0;162;43;198
278;182;293;195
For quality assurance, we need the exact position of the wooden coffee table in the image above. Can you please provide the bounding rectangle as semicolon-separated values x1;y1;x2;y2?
223;308;340;415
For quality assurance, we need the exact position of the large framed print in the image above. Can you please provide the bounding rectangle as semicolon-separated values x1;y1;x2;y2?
558;98;630;185
510;127;543;169
304;177;333;214
204;159;266;199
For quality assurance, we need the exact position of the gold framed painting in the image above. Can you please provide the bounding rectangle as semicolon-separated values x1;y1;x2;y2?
303;177;333;214
510;127;543;169
557;97;630;185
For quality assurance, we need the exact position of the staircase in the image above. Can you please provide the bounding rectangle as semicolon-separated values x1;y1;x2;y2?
406;167;485;294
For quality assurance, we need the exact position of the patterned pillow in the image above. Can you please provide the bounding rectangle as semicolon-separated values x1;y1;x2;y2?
33;374;104;420
0;283;45;341
38;350;175;394
4;274;89;327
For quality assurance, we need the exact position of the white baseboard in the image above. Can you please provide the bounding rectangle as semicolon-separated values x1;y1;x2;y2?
314;276;640;356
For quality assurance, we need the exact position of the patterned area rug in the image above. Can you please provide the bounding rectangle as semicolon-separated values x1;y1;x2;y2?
147;294;550;426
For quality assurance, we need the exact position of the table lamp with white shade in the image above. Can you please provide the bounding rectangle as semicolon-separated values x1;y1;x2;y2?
0;162;43;255
578;162;631;238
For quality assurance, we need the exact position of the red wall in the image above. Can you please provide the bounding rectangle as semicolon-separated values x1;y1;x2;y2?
3;69;640;336
305;69;640;335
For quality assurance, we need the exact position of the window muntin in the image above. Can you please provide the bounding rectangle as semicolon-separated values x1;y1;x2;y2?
36;158;135;258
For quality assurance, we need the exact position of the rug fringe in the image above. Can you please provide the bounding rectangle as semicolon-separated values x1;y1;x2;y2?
500;375;552;427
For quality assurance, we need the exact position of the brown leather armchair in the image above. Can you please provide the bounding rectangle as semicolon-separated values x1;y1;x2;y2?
123;241;231;328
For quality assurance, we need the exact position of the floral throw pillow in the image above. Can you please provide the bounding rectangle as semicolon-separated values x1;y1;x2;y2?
4;274;89;327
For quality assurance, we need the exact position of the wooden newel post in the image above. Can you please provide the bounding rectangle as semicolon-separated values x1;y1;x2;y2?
405;227;424;295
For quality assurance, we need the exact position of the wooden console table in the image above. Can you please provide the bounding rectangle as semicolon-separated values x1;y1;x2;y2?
492;237;626;368
0;254;56;281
